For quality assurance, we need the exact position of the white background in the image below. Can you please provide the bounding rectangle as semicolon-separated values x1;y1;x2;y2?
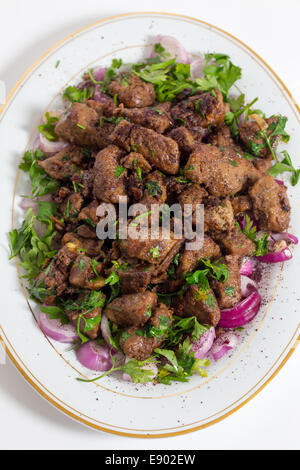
0;0;299;451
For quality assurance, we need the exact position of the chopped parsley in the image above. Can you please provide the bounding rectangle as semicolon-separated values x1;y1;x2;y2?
225;95;258;136
115;165;125;178
9;208;57;281
149;245;159;259
38;113;59;142
77;356;157;384
145;180;162;196
224;286;235;297
63;85;94;103
268;150;300;186
237;215;269;256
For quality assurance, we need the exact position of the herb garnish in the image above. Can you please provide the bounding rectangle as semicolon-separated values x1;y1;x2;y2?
145;180;162;196
268;150;300;186
237;215;269;256
38;113;59;142
19;149;59;197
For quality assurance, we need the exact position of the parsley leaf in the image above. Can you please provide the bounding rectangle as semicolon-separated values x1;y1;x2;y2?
196;53;242;100
145;180;162;196
63;85;94;103
268;150;299;186
115;165;125;178
149;245;159;259
38;113;59;142
19;149;58;197
225;96;258;136
237;215;269;256
100;58;123;93
77;356;156;384
9;208;57;280
40;305;69;325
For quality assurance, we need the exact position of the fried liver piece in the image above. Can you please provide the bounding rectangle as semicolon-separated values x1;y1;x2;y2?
109;73;156;108
212;255;242;309
171;89;226;129
176;235;221;278
178;184;208;225
219;225;255;257
204;197;234;234
114;104;171;133
119;225;183;265
184;144;260;197
231;195;252;216
34;244;78;304
167;126;196;153
139;171;168;207
116;264;153;294
62;233;103;257
120;303;173;361
93;145;127;203
103;292;157;328
174;285;220;327
238;116;281;158
38;146;84;180
249;175;290;232
55;102;114;149
69;254;104;290
109;120;180;175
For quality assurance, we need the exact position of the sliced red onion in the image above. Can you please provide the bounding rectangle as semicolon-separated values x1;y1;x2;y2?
271;232;298;245
38;311;78;343
19;198;37;213
39;133;68;154
219;291;261;328
93;67;106;82
100;314;114;349
240;258;254;276
210;332;239;360
240;275;258;298
190;57;205;80
275;179;284;185
150;35;190;63
122;357;158;382
256;247;293;263
190;327;215;359
94;85;113;103
32;135;41;151
77;341;113;371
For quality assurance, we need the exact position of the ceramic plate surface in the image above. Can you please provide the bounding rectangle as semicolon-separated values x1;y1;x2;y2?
0;12;299;437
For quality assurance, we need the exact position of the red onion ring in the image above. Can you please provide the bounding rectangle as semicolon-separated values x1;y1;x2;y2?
150;35;190;64
100;314;115;350
77;341;113;371
38;311;78;343
190;57;205;80
190;327;215;359
93;67;106;82
275;179;284;185
256;247;293;263
210;333;239;360
240;275;258;298
38;133;68;154
270;232;298;245
219;291;261;328
19;198;37;213
94;85;113;103
240;258;254;276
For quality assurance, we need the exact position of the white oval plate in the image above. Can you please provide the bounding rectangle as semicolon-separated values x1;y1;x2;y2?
1;12;299;438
